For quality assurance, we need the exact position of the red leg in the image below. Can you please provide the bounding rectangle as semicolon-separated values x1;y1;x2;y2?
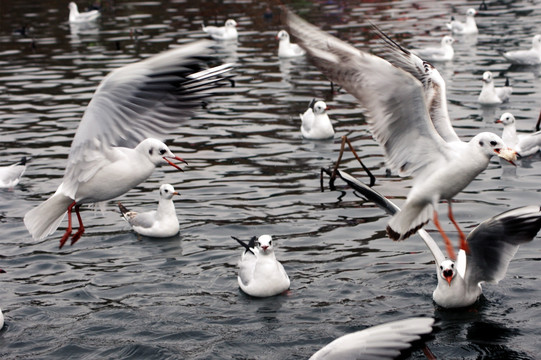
447;202;470;253
433;210;456;260
59;201;77;249
70;204;85;246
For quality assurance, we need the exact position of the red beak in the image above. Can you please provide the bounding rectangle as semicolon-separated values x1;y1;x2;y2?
163;156;188;171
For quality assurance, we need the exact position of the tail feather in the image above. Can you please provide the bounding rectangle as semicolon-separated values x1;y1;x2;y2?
24;194;73;241
387;202;432;240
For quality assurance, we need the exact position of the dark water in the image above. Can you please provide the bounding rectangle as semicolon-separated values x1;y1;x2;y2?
1;0;541;358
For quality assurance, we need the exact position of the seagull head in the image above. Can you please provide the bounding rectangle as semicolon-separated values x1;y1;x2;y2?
276;30;289;41
159;184;179;200
68;2;78;12
225;19;237;28
466;8;477;17
442;36;454;46
495;112;515;127
256;234;274;254
473;132;517;165
313;101;328;115
481;71;493;84
138;138;188;171
439;260;456;286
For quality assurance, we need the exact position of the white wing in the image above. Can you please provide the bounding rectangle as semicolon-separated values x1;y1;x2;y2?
128;210;158;229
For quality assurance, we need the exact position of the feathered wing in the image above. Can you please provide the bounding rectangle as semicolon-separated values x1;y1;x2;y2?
127;211;158;229
465;206;541;286
518;131;541;155
0;159;26;187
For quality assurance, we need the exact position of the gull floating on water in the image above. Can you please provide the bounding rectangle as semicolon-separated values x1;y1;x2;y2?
478;71;512;105
496;113;541;157
499;34;541;66
24;40;232;248
310;317;435;360
412;35;455;62
233;235;290;297
202;19;238;41
277;30;305;58
68;2;100;23
0;156;28;188
118;184;180;238
300;99;335;140
446;8;478;35
285;10;516;259
334;170;541;308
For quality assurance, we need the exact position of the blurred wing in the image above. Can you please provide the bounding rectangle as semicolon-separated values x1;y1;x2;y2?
310;317;435;360
0;163;26;187
238;252;257;286
128;211;157;229
285;10;450;177
465;206;541;286
518;132;541;156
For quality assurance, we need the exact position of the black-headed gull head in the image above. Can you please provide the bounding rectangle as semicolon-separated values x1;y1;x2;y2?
68;2;78;11
313;101;328;115
466;8;477;17
439;259;456;286
138;138;187;171
276;30;290;41
225;19;237;28
256;234;274;254
159;184;179;200
472;132;517;165
495;112;515;127
482;71;494;84
442;35;455;46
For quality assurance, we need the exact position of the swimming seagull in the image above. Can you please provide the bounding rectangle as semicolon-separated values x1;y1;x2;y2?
0;156;28;188
300;99;335;139
276;30;306;58
285;10;516;259
23;40;233;248
202;19;238;41
333;169;541;308
310;317;435;360
499;34;541;66
118;184;180;238
496;112;541;157
412;35;455;62
478;71;512;105
232;235;290;297
446;8;478;35
68;2;100;23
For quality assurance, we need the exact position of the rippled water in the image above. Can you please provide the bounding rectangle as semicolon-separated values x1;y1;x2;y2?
1;0;541;359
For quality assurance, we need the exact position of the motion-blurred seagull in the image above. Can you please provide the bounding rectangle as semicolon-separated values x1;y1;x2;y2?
446;8;478;35
202;19;238;41
277;30;305;58
496;113;541;157
285;10;516;259
68;2;100;23
0;156;28;188
232;235;290;297
24;40;232;248
478;71;512;105
499;34;541;66
334;170;541;308
412;35;454;62
300;99;335;139
118;184;180;238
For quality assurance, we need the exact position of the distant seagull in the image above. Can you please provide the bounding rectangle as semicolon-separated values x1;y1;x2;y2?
446;8;478;35
300;99;335;140
68;2;100;23
478;71;512;105
496;113;541;157
276;30;306;58
310;317;435;360
0;156;28;188
334;169;541;308
412;35;455;62
499;34;541;66
118;184;180;238
202;19;238;41
233;235;290;297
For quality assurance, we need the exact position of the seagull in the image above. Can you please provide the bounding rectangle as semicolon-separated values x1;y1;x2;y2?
118;184;180;238
412;35;455;62
68;2;100;23
232;235;290;297
24;40;232;249
446;8;478;35
499;34;541;66
0;156;28;188
496;113;541;157
333;169;541;308
202;19;238;41
478;71;512;105
276;30;306;58
285;10;516;259
300;99;335;139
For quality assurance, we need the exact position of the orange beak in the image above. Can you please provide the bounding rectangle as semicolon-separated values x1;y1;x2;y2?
163;156;188;171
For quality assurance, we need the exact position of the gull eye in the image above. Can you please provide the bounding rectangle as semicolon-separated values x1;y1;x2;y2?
269;240;272;246
164;189;168;193
149;149;153;155
440;265;443;270
490;140;497;146
479;141;484;146
451;263;454;268
159;149;166;155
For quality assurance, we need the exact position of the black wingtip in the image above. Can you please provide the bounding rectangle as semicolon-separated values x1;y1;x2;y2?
17;156;27;166
308;98;316;109
118;202;130;215
232;236;256;255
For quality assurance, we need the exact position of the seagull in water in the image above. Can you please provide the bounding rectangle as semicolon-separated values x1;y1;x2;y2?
24;40;232;248
478;71;512;105
276;30;306;58
68;2;100;23
412;35;455;62
334;169;541;308
0;156;28;188
118;184;180;238
300;99;335;140
446;8;478;35
285;10;516;259
233;235;290;297
310;317;435;360
499;34;541;66
496;113;541;157
202;19;238;41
